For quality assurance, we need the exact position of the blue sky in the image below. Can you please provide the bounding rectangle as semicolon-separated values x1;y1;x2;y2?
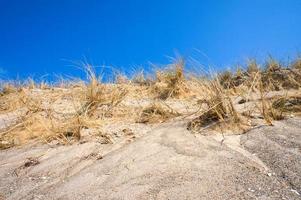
0;0;301;79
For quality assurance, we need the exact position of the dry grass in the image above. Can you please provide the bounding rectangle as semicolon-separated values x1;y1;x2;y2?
137;102;179;123
292;57;301;70
78;65;128;117
257;94;301;125
0;95;101;149
272;95;301;116
0;65;119;148
131;70;152;86
257;79;278;125
1;83;19;95
151;59;188;99
246;72;300;125
0;64;133;149
217;57;301;92
187;78;242;133
218;70;233;89
1;57;301;148
247;59;260;74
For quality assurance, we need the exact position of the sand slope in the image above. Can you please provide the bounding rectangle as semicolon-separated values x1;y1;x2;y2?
0;117;300;200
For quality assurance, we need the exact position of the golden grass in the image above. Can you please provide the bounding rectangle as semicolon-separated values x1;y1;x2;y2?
131;70;152;86
187;78;242;133
272;95;301;116
77;64;128;117
1;57;301;148
1;83;18;95
247;59;260;74
151;59;188;99
0;111;100;148
292;58;301;70
137;102;180;123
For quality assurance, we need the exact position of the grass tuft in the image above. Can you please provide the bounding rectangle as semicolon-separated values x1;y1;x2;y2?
151;59;187;99
187;78;241;133
137;103;179;123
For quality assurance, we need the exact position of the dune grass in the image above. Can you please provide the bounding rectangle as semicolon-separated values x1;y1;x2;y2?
1;57;301;148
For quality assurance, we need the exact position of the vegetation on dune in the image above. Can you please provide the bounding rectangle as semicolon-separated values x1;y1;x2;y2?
137;102;180;123
79;64;128;117
1;56;301;149
219;57;301;91
187;79;242;132
150;59;188;99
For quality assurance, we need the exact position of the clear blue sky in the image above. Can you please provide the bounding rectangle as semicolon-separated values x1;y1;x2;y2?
0;0;301;79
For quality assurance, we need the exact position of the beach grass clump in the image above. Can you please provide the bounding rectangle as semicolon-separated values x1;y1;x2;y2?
137;103;179;123
187;78;241;132
151;59;188;99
